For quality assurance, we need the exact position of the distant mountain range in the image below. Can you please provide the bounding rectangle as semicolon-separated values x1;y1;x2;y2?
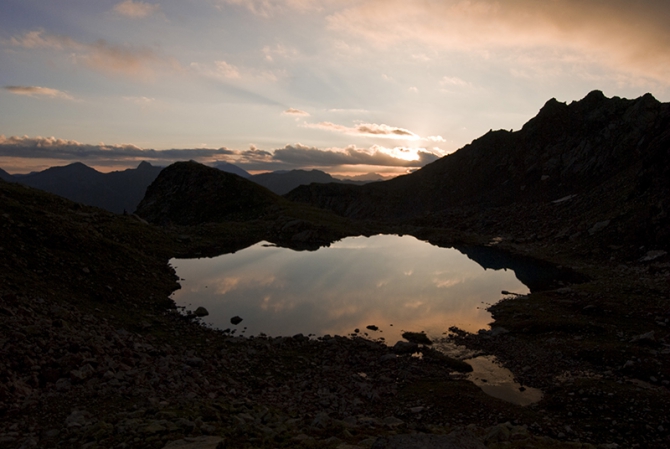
0;161;383;213
250;169;376;195
8;161;163;214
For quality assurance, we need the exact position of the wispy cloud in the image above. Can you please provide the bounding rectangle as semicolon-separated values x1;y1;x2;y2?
440;76;472;88
283;108;310;117
219;0;328;17
190;60;282;83
304;121;418;140
113;0;160;18
326;0;670;83
262;44;299;61
7;29;173;79
4;86;73;100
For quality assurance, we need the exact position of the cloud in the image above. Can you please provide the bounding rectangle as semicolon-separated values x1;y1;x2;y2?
8;29;79;50
304;121;422;140
328;108;370;114
219;0;330;17
283;108;310;116
213;60;241;79
251;143;440;169
262;44;299;61
0;135;235;164
4;86;73;100
7;29;172;78
113;0;160;18
326;0;670;83
0;135;441;172
440;76;472;88
190;60;282;83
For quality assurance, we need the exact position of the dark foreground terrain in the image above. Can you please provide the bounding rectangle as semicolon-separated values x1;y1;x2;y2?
1;91;669;448
1;176;668;449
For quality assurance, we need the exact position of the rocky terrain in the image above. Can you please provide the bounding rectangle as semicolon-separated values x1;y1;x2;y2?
1;91;669;448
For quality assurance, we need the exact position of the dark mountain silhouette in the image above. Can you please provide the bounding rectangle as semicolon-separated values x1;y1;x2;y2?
250;169;372;195
337;172;388;182
0;167;13;182
136;161;281;225
212;161;251;178
287;91;670;250
251;169;339;195
8;161;163;214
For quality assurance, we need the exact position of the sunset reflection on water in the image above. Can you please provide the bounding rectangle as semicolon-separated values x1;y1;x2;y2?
170;234;529;344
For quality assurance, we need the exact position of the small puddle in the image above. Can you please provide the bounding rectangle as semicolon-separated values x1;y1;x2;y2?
465;355;543;406
435;341;543;406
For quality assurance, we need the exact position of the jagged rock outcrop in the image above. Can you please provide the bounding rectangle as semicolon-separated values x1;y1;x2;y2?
136;161;282;225
287;91;670;249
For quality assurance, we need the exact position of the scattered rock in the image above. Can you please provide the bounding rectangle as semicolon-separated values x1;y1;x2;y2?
588;220;610;235
193;307;209;317
391;341;418;355
401;331;432;345
230;316;243;325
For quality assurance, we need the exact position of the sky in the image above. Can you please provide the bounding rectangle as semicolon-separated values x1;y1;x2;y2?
1;0;669;176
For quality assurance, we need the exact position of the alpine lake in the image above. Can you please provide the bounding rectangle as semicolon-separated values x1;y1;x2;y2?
169;234;573;405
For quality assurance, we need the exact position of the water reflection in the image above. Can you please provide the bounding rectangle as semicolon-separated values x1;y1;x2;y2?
170;235;529;344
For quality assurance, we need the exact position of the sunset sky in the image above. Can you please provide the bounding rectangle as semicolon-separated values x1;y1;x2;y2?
1;0;669;175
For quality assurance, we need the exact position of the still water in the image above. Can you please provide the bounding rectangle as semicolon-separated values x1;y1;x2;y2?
169;234;530;344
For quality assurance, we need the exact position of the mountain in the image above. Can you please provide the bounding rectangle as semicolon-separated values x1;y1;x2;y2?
250;169;377;195
11;161;163;214
136;160;281;225
0;167;14;182
212;161;251;178
251;169;341;195
287;91;670;250
337;172;388;182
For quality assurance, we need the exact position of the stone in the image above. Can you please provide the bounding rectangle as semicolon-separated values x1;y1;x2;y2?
311;412;331;428
193;307;209;317
230;316;243;325
382;417;404;428
391;341;418;355
66;410;90;428
640;250;667;262
588;220;610;235
630;331;655;344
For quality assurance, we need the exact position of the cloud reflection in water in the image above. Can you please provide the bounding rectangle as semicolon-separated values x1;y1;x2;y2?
170;235;529;343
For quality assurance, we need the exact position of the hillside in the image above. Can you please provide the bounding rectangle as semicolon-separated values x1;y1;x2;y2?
136;161;283;225
287;91;670;253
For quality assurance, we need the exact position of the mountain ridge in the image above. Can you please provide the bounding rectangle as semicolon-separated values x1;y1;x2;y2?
286;90;670;251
